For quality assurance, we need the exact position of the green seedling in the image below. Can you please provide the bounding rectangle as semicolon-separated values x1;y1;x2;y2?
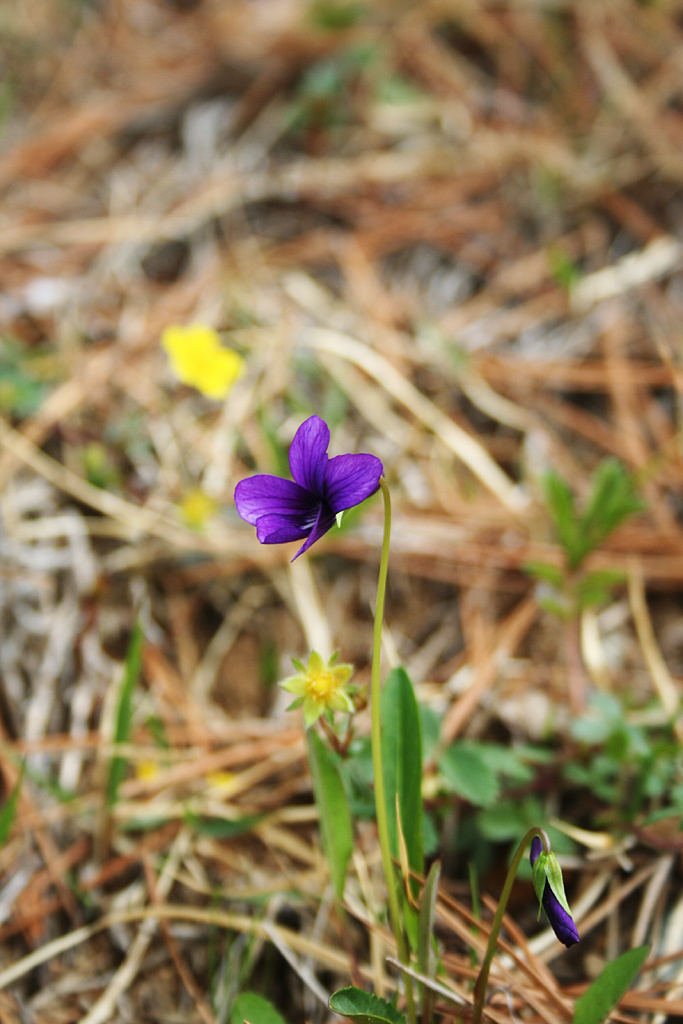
527;460;644;711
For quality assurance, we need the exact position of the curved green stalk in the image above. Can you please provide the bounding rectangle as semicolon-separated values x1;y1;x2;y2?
471;828;550;1024
371;478;416;1024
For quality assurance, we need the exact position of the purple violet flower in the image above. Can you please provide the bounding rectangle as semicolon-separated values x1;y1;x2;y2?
234;415;383;560
530;836;579;948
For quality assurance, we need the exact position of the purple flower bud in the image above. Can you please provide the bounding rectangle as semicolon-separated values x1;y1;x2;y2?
530;836;579;948
235;416;383;559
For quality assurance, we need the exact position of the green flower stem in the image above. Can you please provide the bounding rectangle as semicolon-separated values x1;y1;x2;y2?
472;827;550;1024
371;478;416;1024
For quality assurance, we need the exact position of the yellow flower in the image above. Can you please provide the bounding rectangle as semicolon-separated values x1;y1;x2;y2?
161;323;244;400
206;771;236;793
136;760;161;782
178;488;217;530
280;651;355;728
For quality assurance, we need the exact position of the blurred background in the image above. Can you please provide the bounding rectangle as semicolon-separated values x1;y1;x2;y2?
2;1;683;1022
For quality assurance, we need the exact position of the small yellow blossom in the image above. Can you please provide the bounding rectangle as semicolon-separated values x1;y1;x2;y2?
161;323;244;400
179;488;217;530
206;771;236;793
280;651;355;728
136;760;161;782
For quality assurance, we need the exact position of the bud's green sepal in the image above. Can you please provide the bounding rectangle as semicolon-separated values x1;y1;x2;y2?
532;850;572;919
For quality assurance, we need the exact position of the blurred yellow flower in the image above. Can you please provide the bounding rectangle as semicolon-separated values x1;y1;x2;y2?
136;760;161;782
161;323;244;400
281;651;355;728
179;488;217;530
206;771;236;793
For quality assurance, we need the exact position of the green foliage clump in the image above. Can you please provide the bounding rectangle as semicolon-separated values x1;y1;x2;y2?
527;459;644;617
567;692;683;825
0;335;58;418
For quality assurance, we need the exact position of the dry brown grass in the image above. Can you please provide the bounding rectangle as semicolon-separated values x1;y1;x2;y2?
1;0;683;1021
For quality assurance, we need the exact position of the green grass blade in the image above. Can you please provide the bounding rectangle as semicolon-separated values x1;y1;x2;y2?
106;620;144;807
0;766;23;846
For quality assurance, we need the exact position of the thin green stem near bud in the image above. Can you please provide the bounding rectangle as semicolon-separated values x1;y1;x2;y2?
371;478;416;1024
471;828;550;1024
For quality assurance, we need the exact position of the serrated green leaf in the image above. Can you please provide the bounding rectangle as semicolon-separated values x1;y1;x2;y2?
107;621;144;807
581;460;644;558
542;470;582;567
232;992;289;1024
572;946;649;1024
307;730;353;901
381;667;423;879
329;987;407;1024
438;744;500;808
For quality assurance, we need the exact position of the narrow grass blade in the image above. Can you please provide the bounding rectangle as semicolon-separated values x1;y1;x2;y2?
417;859;441;1023
0;766;23;846
106;621;144;807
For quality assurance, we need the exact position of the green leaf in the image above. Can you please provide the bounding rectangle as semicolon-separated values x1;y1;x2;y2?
542;470;583;567
107;621;144;807
186;812;265;839
417;859;441;1022
577;569;626;610
0;769;23;845
309;1;365;32
438;743;500;808
580;460;644;558
476;743;535;785
547;246;582;292
306;730;353;901
524;561;565;588
329;987;407;1024
476;796;544;843
532;855;547;914
538;593;573;619
419;703;441;763
231;992;289;1024
381;667;423;879
572;946;650;1024
540;851;573;917
417;859;441;984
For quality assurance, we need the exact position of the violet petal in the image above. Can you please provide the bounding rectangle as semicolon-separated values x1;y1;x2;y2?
289;416;329;495
323;453;383;513
292;503;337;560
255;511;317;544
542;888;580;948
234;475;315;526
